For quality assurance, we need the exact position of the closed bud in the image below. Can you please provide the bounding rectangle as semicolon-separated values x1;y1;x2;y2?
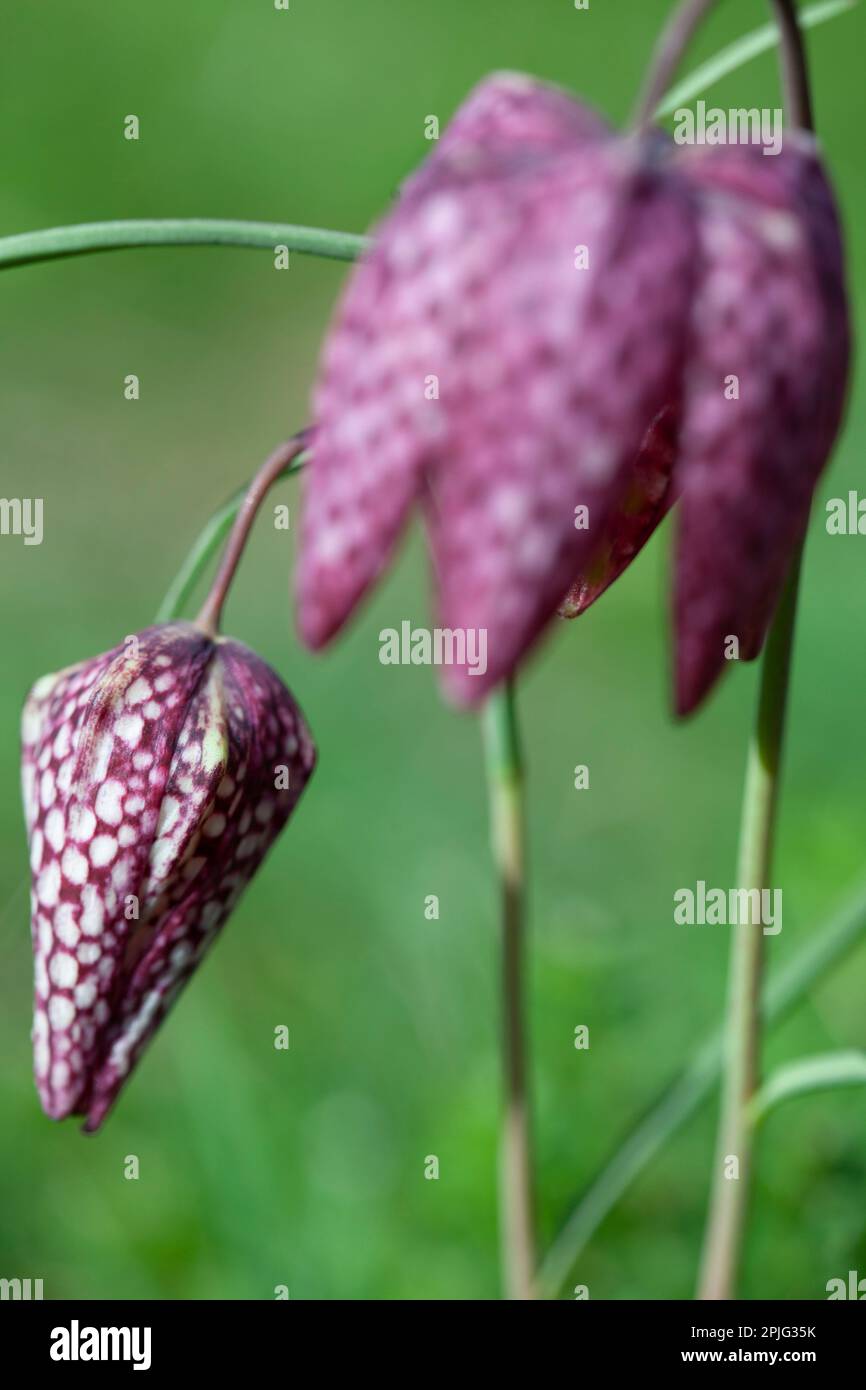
22;623;316;1131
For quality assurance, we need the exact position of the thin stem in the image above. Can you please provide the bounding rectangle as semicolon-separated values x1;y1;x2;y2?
633;0;719;128
483;682;537;1300
194;432;311;637
0;219;368;272
694;0;815;1304
156;482;248;624
634;0;814;130
654;2;855;120
769;0;815;127
698;554;803;1299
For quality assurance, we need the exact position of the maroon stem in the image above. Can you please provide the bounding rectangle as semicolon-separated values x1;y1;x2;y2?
195;429;311;637
632;0;718;128
633;0;814;132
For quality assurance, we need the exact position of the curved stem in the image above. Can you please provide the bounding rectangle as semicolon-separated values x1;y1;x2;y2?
194;431;311;636
633;0;719;128
0;219;368;272
769;0;815;127
654;2;854;120
634;0;813;130
483;682;537;1300
156;482;249;624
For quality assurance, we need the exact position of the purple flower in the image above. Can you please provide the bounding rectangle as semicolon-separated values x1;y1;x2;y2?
671;139;849;711
21;623;315;1131
298;72;849;712
559;406;679;619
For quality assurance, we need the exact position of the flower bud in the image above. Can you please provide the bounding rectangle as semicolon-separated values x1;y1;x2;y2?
21;622;316;1131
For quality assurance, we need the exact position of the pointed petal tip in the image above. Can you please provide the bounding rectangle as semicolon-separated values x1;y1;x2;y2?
439;670;492;710
674;643;727;719
296;603;335;652
39;1088;80;1123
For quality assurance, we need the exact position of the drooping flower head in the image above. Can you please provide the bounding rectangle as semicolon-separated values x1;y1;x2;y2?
298;73;697;702
297;72;849;713
22;623;315;1131
670;138;849;710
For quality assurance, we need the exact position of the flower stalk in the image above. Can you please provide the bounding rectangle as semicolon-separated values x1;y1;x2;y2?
698;556;803;1298
483;682;537;1300
195;432;311;637
0;219;366;271
674;0;816;1300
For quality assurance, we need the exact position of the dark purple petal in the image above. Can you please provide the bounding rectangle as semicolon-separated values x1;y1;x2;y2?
673;136;850;714
297;75;611;654
422;144;696;703
559;405;678;619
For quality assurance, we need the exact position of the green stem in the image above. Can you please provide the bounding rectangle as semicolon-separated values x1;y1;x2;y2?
694;0;814;1304
0;218;368;272
483;682;537;1300
697;555;802;1299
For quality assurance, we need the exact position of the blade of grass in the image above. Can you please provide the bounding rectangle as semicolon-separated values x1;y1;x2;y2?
654;0;856;118
749;1050;866;1124
537;875;866;1299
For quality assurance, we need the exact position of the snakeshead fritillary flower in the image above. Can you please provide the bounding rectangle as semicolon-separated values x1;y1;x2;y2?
298;72;697;703
564;136;849;711
21;623;315;1131
670;138;849;712
298;72;849;713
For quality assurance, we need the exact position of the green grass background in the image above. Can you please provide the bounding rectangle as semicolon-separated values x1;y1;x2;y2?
1;0;864;1300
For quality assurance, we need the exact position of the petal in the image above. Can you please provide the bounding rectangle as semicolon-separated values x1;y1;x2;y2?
296;74;610;650
79;639;316;1132
423;142;697;703
25;624;214;1120
428;70;610;166
674;137;850;714
559;405;679;619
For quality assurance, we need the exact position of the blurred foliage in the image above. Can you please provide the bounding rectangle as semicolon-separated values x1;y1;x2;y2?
0;0;864;1300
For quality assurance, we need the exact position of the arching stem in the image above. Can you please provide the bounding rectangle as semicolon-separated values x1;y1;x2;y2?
194;431;311;637
0;219;367;271
634;0;813;130
633;0;720;128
